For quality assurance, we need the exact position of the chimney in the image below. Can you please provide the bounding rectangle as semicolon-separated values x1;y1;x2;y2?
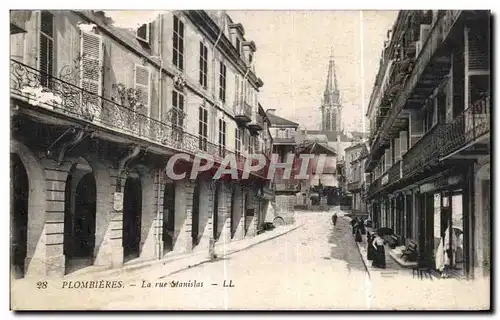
266;109;276;116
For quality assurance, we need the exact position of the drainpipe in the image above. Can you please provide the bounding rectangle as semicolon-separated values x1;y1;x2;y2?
156;168;163;260
209;13;224;258
156;14;164;260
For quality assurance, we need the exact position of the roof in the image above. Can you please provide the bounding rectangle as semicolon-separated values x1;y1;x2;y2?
345;142;367;152
267;112;299;128
301;130;367;143
304;130;337;141
295;141;337;156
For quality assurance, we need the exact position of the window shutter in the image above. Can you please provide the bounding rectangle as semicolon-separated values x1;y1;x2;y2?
80;30;103;104
134;64;151;114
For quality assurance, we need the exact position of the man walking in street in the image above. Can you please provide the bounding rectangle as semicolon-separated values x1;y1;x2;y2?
332;213;338;226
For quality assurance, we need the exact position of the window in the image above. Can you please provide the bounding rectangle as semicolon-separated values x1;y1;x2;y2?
249;53;253;65
80;30;103;107
171;90;184;142
424;98;437;132
235;128;242;157
39;10;54;88
248;135;254;154
134;64;150;112
136;23;151;43
199;106;208;151
199;42;208;88
236;37;241;55
219;62;227;102
172;15;184;71
218;119;226;156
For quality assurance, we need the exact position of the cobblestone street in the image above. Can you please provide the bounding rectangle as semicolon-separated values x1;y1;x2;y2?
11;210;490;310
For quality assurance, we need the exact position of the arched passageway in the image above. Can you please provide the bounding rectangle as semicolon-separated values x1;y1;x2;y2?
11;153;29;279
64;159;97;274
123;175;143;262
191;179;201;248
163;181;176;253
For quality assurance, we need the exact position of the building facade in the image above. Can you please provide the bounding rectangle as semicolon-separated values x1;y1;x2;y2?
10;10;273;278
267;110;300;224
365;10;490;279
347;143;369;218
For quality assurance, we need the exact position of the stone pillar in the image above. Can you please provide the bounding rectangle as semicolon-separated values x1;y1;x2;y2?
218;183;233;244
38;158;73;277
173;179;195;253
139;169;159;261
193;180;214;253
93;159;122;269
232;185;245;240
244;190;257;238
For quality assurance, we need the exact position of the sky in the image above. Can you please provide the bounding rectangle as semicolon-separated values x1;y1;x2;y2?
104;10;398;133
228;10;398;132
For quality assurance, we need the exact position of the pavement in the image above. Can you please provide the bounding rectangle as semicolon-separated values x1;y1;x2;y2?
11;209;490;310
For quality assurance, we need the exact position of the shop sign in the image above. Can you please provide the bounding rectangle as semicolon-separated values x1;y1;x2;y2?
113;192;124;211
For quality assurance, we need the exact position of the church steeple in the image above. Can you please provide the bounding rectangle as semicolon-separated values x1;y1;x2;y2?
323;49;340;106
321;49;342;133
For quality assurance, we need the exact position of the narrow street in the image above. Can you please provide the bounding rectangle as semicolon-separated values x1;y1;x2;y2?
103;211;369;310
11;210;489;310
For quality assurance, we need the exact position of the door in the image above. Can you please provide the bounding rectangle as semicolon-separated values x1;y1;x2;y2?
123;177;142;261
163;182;176;253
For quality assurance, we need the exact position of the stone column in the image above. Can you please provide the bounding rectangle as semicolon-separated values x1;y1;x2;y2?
173;179;195;253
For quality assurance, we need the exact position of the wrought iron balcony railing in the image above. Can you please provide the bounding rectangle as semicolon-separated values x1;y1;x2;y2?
367;176;382;197
10;59;270;179
439;96;490;158
388;160;402;185
347;181;362;192
234;101;252;123
402;124;443;179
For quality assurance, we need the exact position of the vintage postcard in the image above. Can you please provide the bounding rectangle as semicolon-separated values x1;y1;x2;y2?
9;9;491;310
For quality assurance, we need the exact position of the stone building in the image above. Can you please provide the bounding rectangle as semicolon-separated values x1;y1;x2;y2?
266;110;299;224
364;10;490;279
10;10;273;278
347;143;369;219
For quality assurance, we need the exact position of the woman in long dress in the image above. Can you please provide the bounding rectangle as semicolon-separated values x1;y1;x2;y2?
367;233;375;260
372;235;386;268
355;221;363;242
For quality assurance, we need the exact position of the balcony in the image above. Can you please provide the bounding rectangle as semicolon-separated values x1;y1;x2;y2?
402;124;443;179
234;101;252;124
347;181;362;192
274;182;300;193
10;59;272;179
248;112;264;132
376;11;463;149
367;176;382;198
388;160;402;185
439;96;490;160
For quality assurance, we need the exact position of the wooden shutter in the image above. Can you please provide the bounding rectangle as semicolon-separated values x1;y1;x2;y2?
80;30;103;105
134;64;151;114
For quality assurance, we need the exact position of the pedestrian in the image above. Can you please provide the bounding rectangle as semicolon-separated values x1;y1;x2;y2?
331;213;338;226
351;217;358;235
367;233;375;261
372;234;386;268
360;218;366;235
355;220;363;243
